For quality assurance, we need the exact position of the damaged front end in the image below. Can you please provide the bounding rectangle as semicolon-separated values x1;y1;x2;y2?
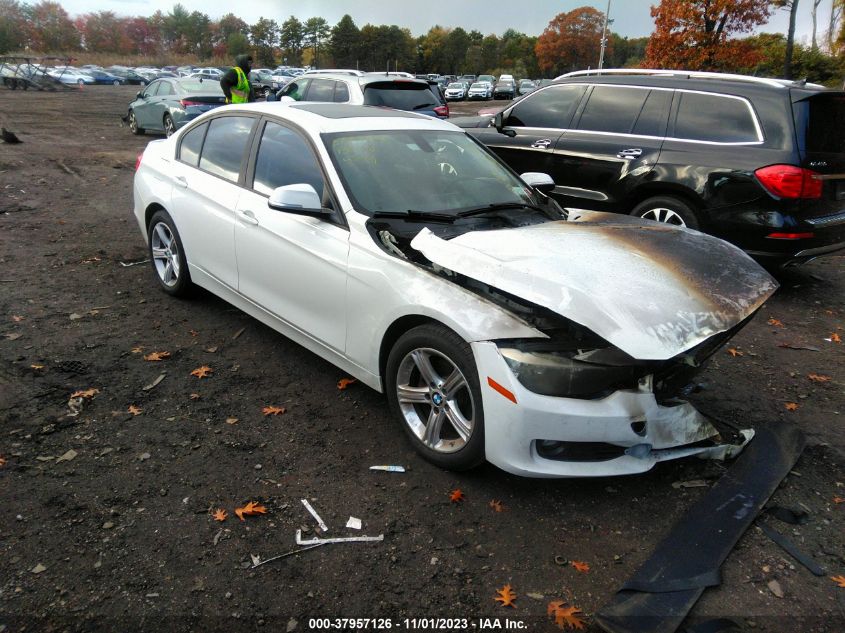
394;213;776;476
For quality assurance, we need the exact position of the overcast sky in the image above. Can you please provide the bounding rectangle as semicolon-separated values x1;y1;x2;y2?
58;0;833;42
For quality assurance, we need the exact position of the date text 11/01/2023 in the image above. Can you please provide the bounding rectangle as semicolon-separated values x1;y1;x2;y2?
308;618;527;630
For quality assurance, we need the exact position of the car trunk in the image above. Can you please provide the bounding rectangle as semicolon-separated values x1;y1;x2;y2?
791;90;845;221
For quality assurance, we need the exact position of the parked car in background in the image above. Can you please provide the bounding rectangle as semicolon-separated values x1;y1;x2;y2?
276;73;449;118
192;67;224;81
444;81;468;101
477;74;496;87
133;101;776;477
493;79;516;99
83;69;127;85
518;79;536;96
468;81;493;100
127;78;226;137
458;74;476;84
107;67;149;85
459;69;845;266
249;70;277;98
48;68;95;85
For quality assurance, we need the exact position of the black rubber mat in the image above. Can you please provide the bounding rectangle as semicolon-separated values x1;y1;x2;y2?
595;424;805;633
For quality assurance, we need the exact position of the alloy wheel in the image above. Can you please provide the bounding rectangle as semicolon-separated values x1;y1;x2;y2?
164;116;175;137
639;207;687;227
395;347;475;454
150;222;181;287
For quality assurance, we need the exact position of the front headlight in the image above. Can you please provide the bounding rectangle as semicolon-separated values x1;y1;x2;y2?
499;346;650;399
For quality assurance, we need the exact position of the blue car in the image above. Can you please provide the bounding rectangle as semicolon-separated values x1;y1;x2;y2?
82;69;127;85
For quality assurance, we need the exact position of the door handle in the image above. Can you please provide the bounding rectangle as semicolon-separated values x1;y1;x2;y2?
174;175;188;188
617;148;643;159
531;138;552;149
236;209;259;225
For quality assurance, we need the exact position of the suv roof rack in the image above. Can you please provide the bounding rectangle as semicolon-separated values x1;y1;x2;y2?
556;68;788;89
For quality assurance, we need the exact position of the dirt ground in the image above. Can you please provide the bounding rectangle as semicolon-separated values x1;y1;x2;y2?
1;86;844;633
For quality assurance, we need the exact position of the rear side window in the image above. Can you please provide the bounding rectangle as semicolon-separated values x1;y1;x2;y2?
632;90;672;137
306;79;335;102
577;86;649;134
157;82;175;96
506;84;586;129
178;122;207;167
252;121;325;199
363;84;438;111
674;93;760;143
334;82;349;102
801;94;845;154
198;116;254;182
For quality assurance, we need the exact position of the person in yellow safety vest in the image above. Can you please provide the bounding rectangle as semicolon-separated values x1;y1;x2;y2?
220;54;255;104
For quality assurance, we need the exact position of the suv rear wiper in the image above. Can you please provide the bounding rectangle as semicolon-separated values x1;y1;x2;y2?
455;202;545;218
372;209;456;222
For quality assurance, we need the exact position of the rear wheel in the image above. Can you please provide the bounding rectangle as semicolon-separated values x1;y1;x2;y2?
148;210;192;297
113;79;120;86
163;114;176;138
128;111;144;135
386;324;485;471
630;195;700;230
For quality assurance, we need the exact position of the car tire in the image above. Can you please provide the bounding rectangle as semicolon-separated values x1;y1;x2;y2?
263;87;271;98
630;195;700;230
148;210;192;297
386;323;485;471
128;111;144;135
163;114;176;138
113;79;120;86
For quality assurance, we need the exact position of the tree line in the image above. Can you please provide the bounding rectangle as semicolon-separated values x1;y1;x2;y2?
0;1;842;83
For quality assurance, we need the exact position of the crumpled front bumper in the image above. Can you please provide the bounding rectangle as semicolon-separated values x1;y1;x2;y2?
472;341;753;478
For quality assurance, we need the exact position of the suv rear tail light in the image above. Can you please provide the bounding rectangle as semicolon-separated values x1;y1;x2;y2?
135;153;143;171
765;232;815;240
754;164;823;199
434;104;449;118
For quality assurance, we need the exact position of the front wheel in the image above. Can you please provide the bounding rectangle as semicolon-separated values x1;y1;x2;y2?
113;79;120;86
148;210;192;296
128;111;144;135
630;195;700;230
163;114;176;138
385;324;485;471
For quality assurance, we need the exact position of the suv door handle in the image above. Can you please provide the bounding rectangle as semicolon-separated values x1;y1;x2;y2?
617;148;642;159
531;139;553;149
236;209;259;225
174;175;188;188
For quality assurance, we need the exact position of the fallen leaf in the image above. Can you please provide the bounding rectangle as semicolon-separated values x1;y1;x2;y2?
831;575;845;588
30;364;44;370
31;563;47;574
337;377;357;390
127;405;142;416
143;351;171;362
70;388;99;399
189;329;198;337
552;605;586;631
0;456;6;467
5;332;22;340
449;489;465;503
56;449;78;463
834;496;844;504
205;346;218;353
189;393;201;400
767;318;784;327
547;601;566;616
262;405;286;416
12;315;24;322
778;342;821;352
131;346;143;353
808;373;832;383
234;501;268;521
784;402;799;411
767;579;784;598
571;560;590;573
225;417;239;425
191;366;213;379
212;508;227;522
489;499;505;512
727;348;743;357
493;584;517;608
831;333;842;344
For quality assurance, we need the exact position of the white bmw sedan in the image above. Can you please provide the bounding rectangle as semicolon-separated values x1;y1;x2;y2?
133;102;777;477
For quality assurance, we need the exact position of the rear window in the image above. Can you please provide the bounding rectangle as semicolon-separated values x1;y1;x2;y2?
800;93;845;154
180;81;223;94
363;83;438;111
673;92;760;143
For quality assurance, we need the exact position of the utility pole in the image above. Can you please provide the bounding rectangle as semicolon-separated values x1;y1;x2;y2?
598;0;612;73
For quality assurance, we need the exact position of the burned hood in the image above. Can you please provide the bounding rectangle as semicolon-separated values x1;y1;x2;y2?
410;212;777;360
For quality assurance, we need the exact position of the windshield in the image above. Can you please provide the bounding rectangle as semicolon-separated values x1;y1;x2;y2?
180;81;224;94
470;83;485;89
323;130;536;216
447;83;464;89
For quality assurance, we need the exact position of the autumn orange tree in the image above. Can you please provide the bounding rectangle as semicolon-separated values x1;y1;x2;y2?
536;6;606;76
645;0;772;71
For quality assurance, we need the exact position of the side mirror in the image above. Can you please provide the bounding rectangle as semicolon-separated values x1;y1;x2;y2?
280;95;294;103
520;172;555;195
493;111;516;137
137;91;144;99
267;184;331;219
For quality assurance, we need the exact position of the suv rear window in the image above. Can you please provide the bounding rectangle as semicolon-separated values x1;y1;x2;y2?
673;92;760;143
800;93;845;154
363;83;438;111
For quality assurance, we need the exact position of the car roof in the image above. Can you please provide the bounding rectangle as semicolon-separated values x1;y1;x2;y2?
208;102;459;134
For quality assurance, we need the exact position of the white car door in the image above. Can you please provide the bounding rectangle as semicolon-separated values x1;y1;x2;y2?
170;115;257;290
234;119;350;352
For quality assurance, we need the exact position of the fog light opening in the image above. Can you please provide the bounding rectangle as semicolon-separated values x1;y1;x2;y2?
631;420;647;436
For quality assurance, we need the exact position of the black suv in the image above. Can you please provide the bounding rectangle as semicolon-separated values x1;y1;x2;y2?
459;70;845;266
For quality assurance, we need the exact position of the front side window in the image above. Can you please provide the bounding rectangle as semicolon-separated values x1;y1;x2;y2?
253;121;325;199
577;86;649;134
674;92;760;143
506;84;587;129
324;130;536;215
178;122;207;167
281;79;309;101
142;81;160;98
198;116;254;182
